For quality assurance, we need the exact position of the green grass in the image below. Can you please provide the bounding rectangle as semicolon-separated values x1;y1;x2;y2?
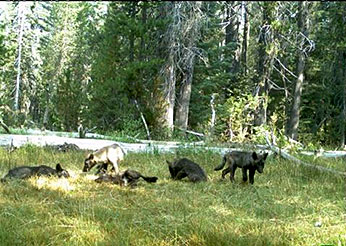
0;145;345;246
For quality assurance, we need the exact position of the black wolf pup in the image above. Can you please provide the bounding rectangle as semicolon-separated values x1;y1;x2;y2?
1;163;70;182
166;158;207;182
95;169;158;187
214;151;268;184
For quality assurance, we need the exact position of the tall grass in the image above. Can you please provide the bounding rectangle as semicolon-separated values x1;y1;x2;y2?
0;145;345;246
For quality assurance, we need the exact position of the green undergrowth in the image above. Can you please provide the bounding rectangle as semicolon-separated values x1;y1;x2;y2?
0;145;345;246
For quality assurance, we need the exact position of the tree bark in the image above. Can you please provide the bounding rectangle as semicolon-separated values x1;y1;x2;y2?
339;6;346;147
241;1;250;75
159;2;180;135
175;56;194;131
175;1;202;133
161;55;176;134
225;2;241;74
14;3;26;111
286;1;308;140
254;2;277;126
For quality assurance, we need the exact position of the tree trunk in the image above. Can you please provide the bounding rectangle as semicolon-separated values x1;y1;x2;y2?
225;2;241;74
254;3;276;126
159;2;181;135
140;2;147;61
241;1;250;75
129;2;137;63
339;6;346;147
161;55;176;134
175;56;195;131
174;2;202;133
286;1;308;140
14;3;26;111
339;51;346;147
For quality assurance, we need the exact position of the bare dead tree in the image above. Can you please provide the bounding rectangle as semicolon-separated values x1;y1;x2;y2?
286;1;311;140
175;1;203;133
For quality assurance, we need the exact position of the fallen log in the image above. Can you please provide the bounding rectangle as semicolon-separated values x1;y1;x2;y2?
265;133;346;178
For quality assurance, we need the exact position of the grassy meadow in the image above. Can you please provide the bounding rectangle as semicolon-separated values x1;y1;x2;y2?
0;145;345;246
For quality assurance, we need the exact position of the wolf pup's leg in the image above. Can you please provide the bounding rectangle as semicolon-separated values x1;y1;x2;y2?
221;166;231;179
242;168;248;182
174;170;188;180
111;162;119;174
229;165;237;182
95;163;108;175
249;168;256;184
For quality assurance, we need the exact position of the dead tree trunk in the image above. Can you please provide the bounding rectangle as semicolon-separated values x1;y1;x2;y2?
175;1;202;133
254;2;277;126
241;1;250;75
225;2;241;74
159;2;181;135
14;3;26;111
286;1;309;140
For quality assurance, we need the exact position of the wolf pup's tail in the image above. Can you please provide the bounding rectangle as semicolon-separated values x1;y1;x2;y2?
214;155;227;171
141;176;158;183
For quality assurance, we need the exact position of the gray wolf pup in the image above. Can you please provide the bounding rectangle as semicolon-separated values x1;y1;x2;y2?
214;151;268;184
83;143;125;174
1;163;70;181
166;158;207;182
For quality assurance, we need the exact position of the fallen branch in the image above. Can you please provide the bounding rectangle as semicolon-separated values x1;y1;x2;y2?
0;120;10;134
265;132;346;178
134;99;151;141
175;126;205;138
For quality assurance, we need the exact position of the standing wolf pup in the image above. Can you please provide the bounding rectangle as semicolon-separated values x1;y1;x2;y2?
83;143;125;174
214;151;268;184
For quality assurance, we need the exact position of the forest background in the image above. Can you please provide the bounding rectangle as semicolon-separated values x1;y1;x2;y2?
0;1;345;149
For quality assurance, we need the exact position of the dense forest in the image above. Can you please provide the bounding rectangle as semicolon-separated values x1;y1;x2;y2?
0;1;345;148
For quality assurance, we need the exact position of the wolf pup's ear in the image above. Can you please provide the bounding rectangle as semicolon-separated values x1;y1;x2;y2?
88;153;94;159
252;152;258;160
56;163;63;171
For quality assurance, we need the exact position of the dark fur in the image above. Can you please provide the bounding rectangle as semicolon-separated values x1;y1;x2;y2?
214;151;268;184
95;169;158;187
1;163;70;182
166;158;207;182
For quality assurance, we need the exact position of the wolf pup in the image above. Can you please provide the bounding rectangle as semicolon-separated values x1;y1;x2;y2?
83;143;125;174
166;158;207;182
95;169;158;187
1;163;70;182
214;151;268;184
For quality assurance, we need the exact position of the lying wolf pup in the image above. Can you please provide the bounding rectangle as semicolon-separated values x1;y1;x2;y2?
166;158;207;182
1;163;70;182
95;169;158;187
214;151;268;184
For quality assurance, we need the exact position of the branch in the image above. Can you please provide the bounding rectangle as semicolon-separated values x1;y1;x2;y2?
134;99;151;141
265;132;346;178
274;57;298;78
0;120;10;134
175;126;205;138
